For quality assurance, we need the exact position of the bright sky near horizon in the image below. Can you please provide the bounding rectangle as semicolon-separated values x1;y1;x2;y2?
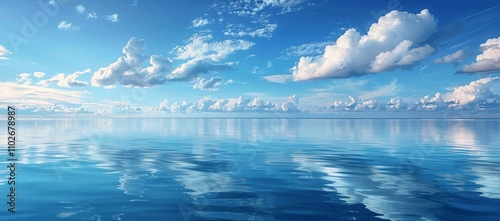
0;0;499;116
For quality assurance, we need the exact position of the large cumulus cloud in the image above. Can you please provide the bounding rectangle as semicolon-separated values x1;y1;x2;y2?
292;9;437;81
91;38;173;87
434;50;467;65
459;37;500;74
91;36;253;87
445;77;500;110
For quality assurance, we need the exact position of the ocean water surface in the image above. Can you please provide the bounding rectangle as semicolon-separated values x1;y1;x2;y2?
1;118;500;220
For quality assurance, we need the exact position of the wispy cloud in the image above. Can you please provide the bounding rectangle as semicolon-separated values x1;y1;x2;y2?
192;18;210;27
87;11;97;19
57;21;80;30
91;37;173;87
106;14;119;22
267;61;273;68
193;77;224;91
227;0;308;16
0;82;87;107
75;5;85;13
0;45;11;60
252;66;259;74
359;80;400;100
263;75;292;84
460;4;500;21
37;69;90;88
224;24;277;38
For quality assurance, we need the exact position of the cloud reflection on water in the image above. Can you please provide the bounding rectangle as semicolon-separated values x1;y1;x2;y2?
3;118;499;220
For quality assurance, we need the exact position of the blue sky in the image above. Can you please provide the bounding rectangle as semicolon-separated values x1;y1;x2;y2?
1;0;499;116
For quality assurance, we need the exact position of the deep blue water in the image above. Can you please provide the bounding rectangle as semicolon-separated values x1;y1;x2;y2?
1;118;500;221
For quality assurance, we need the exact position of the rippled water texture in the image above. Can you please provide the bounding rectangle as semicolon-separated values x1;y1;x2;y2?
1;118;499;220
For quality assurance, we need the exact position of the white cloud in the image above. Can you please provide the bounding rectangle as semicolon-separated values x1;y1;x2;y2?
263;75;292;83
330;96;409;111
153;95;300;113
193;77;224;91
230;0;307;15
34;72;45;78
358;80;400;100
331;96;361;111
106;14;119;22
387;97;408;110
444;77;500;109
167;35;253;81
331;96;397;111
459;37;500;74
280;94;300;112
57;21;80;30
169;59;235;81
16;72;46;85
173;34;254;61
224;24;277;38
282;41;333;58
76;5;85;13
37;69;90;88
92;36;250;87
16;73;32;85
311;79;368;93
156;99;170;112
21;104;91;115
0;45;11;60
355;99;386;111
369;40;435;72
192;18;210;27
252;66;259;74
0;82;86;107
275;0;305;7
434;50;467;64
410;92;448;111
170;101;194;113
292;9;437;81
112;102;142;115
91;37;173;87
87;11;97;19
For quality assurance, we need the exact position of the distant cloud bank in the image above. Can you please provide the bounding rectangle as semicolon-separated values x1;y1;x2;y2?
328;77;500;112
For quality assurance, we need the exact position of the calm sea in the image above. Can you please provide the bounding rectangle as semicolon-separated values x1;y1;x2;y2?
1;118;499;221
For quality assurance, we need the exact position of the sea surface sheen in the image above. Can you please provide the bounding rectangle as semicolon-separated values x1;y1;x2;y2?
2;118;499;221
